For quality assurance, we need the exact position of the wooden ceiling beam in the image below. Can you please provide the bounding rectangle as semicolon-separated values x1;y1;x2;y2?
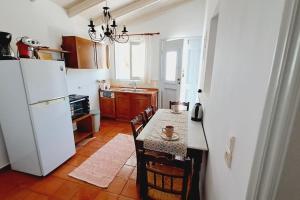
94;0;162;26
67;0;106;17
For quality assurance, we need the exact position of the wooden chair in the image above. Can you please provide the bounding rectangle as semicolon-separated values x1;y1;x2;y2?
143;106;156;124
130;114;146;183
130;113;172;183
130;114;145;152
139;150;191;200
169;101;190;111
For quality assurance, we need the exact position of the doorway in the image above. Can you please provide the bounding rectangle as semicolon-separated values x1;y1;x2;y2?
160;38;202;108
182;38;202;106
160;39;184;108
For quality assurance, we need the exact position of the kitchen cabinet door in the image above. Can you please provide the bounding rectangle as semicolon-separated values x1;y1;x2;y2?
100;97;115;118
76;37;95;69
115;93;131;120
130;94;151;118
62;36;109;69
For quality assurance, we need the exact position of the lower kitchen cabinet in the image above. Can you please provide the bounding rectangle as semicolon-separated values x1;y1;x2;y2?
130;94;151;118
100;97;116;118
99;90;158;121
115;93;131;120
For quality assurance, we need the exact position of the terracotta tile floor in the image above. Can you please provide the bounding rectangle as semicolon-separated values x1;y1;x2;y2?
0;119;140;200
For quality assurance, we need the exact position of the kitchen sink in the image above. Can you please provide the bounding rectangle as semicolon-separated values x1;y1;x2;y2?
119;88;147;93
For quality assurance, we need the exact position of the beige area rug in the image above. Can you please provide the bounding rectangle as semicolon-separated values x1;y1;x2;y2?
69;133;135;188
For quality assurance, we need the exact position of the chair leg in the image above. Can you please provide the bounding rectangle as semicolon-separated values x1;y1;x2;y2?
136;162;141;184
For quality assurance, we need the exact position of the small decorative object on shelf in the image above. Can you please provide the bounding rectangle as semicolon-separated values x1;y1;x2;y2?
16;36;40;59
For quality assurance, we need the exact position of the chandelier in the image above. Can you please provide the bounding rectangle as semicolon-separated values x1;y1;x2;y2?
88;3;129;44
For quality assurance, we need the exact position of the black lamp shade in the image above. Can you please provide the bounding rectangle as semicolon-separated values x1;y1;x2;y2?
122;26;128;33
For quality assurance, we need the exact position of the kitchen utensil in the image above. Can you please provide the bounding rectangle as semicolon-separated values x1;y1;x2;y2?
16;36;40;58
161;132;179;141
170;110;182;114
191;89;203;121
0;31;16;60
162;125;174;137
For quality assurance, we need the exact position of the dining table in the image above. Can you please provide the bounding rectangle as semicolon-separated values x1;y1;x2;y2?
136;109;208;200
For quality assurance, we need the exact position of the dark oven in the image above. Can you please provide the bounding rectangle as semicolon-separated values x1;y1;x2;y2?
69;94;90;119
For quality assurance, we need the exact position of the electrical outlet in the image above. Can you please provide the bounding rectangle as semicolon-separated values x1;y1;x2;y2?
224;136;236;168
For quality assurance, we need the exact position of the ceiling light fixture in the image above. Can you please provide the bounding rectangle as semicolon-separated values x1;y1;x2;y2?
88;1;129;44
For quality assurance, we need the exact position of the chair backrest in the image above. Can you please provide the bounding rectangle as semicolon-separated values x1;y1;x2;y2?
151;105;157;114
139;151;191;200
143;106;156;124
130;114;145;140
169;101;190;111
130;114;146;158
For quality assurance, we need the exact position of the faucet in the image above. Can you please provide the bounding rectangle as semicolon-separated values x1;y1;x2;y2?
129;81;137;91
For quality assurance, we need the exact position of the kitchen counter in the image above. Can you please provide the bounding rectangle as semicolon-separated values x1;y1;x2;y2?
109;87;158;95
99;87;158;120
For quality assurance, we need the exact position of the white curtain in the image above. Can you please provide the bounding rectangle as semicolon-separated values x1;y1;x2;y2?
130;35;153;84
144;35;153;84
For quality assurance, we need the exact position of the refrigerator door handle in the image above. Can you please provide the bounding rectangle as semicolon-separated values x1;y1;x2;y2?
29;96;66;106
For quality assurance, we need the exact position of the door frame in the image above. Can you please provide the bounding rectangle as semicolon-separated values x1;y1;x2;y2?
159;36;202;108
246;0;300;199
182;37;202;106
160;38;184;108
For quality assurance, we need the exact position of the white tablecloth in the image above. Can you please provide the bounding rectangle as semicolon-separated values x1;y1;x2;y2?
143;109;188;156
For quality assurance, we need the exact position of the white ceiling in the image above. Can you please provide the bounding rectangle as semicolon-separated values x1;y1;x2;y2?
80;0;135;19
53;0;135;10
51;0;191;26
118;0;187;24
52;0;81;8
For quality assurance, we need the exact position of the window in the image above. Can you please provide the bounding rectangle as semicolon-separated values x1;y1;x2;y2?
165;51;178;81
115;41;145;80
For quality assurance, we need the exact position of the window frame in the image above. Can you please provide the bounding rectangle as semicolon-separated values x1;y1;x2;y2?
114;41;145;81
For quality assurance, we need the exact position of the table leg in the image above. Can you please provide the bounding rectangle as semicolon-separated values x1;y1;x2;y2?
188;150;203;200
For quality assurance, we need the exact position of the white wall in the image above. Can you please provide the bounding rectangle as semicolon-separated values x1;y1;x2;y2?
275;103;300;200
0;126;8;169
199;0;285;199
0;0;88;52
0;0;109;168
111;0;206;88
66;69;109;110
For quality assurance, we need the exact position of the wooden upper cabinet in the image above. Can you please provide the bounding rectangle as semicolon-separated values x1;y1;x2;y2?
62;36;109;69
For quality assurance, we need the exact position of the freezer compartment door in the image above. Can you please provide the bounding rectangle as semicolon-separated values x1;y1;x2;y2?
20;59;68;104
29;97;75;175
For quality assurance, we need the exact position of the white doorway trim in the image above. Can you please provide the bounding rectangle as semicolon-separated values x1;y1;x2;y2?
160;39;184;109
246;0;300;199
159;36;203;109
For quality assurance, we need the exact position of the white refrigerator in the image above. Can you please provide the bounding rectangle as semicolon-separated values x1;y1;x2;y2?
0;59;75;176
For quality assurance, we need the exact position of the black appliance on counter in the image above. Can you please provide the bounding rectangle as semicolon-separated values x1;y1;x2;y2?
0;31;16;60
69;94;90;119
191;89;203;122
